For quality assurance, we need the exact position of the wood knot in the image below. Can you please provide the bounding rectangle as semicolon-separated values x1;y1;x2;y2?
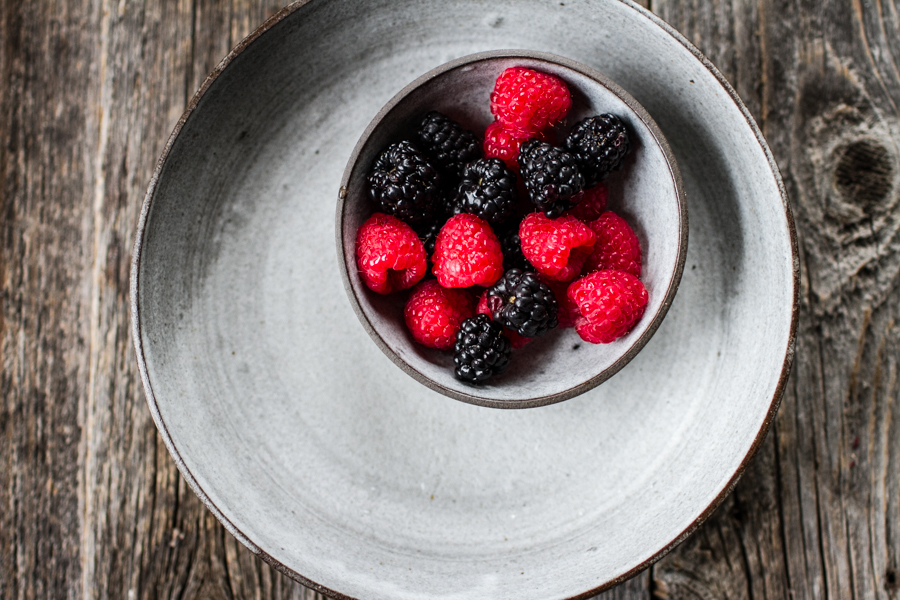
834;140;893;211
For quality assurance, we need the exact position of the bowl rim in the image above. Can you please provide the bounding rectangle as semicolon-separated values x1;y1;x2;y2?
129;0;800;598
336;49;689;410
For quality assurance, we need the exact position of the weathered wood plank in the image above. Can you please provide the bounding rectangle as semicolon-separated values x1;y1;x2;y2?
0;0;96;598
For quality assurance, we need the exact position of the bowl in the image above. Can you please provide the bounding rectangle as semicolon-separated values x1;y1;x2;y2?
337;51;687;409
131;1;798;599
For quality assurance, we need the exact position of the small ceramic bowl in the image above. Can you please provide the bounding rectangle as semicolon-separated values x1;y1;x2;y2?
337;51;687;409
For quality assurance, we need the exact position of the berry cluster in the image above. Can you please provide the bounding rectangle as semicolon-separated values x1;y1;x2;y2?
356;66;649;384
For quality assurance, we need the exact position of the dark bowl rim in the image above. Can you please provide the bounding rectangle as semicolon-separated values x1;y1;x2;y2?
129;1;800;599
336;49;689;410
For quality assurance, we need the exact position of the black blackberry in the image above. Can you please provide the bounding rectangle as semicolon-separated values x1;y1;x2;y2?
518;139;585;218
416;111;482;184
368;141;441;224
485;269;559;338
447;158;518;224
564;114;631;187
453;315;512;383
414;216;447;270
498;228;532;272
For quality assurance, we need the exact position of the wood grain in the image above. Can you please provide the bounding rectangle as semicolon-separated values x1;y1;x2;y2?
0;0;896;598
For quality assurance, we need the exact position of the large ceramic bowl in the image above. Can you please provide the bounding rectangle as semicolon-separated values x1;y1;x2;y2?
131;1;798;599
338;50;686;408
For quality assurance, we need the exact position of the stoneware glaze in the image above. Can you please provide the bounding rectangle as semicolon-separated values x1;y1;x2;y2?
131;1;799;599
338;51;686;408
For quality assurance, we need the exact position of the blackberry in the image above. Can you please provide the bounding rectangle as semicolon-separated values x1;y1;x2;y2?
453;314;512;383
518;139;585;218
416;111;481;184
368;141;441;224
498;228;532;272
485;269;559;338
447;158;518;224
414;215;447;272
564;114;631;186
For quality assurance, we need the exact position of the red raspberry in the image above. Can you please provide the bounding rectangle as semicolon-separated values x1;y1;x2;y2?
583;211;642;277
432;214;504;288
405;280;476;350
538;276;579;328
565;183;609;222
476;290;531;349
483;121;550;172
518;213;596;282
490;67;571;136
356;213;427;294
568;270;648;344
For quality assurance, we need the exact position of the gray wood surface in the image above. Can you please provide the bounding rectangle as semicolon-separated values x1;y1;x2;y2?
1;0;897;598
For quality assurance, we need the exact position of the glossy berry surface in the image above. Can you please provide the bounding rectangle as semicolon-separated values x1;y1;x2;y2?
568;270;648;344
490;67;571;136
404;280;476;350
416;111;481;183
485;269;559;338
476;291;531;349
483;121;549;172
453;314;512;383
448;158;518;224
432;214;504;288
519;212;596;282
565;183;609;222
564;114;631;187
583;211;642;277
368;141;441;224
355;212;427;294
518;139;585;218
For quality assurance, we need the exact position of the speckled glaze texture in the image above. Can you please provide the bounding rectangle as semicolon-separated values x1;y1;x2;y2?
338;51;686;408
131;1;799;599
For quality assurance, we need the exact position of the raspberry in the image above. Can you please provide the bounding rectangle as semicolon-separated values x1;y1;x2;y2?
583;211;642;277
454;314;512;383
538;276;579;328
485;269;559;338
483;121;549;172
564;114;631;186
404;280;476;350
518;139;585;217
519;213;596;282
447;158;518;224
490;67;572;136
568;270;648;344
356;213;427;294
368;141;441;223
416;111;481;183
477;290;531;349
432;214;504;288
565;183;609;222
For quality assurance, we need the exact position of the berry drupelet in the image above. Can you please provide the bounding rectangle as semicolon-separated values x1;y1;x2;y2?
485;269;559;338
453;314;512;383
447;158;518;224
564;114;631;187
518;139;585;218
368;141;441;224
416;111;481;184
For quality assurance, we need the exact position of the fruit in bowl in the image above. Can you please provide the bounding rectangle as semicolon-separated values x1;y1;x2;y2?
355;65;650;385
337;50;686;408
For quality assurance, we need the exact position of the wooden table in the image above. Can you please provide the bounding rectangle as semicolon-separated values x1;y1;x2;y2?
2;1;898;598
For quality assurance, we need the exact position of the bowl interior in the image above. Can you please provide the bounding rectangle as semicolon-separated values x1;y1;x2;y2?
133;1;795;599
339;53;685;407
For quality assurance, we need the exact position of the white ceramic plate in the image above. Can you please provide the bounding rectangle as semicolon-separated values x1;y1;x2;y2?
131;1;798;599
